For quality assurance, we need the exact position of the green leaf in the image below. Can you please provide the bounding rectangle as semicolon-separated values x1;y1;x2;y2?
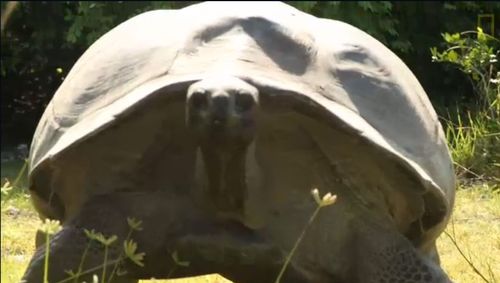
380;1;392;10
149;2;175;10
392;40;412;53
1;179;12;196
95;233;118;246
430;47;444;62
123;240;145;267
444;3;457;10
172;251;190;267
116;267;128;276
443;32;461;44
477;27;486;42
447;50;459;62
104;235;118;246
472;72;480;81
84;229;98;240
358;2;374;12
127;217;143;231
430;47;438;56
290;1;317;12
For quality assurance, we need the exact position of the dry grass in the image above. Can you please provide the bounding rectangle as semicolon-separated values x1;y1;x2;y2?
437;183;500;283
1;199;40;283
1;174;498;282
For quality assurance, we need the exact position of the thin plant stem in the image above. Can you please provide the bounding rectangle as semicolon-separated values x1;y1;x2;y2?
44;233;51;283
444;231;491;283
12;159;27;188
55;259;121;283
74;243;91;283
107;229;134;282
275;205;322;283
106;255;125;283
167;266;177;279
101;246;109;283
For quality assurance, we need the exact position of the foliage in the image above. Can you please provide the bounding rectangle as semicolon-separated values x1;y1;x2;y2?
63;2;191;47
1;2;81;144
431;28;499;112
289;1;411;53
442;109;499;181
431;28;499;180
395;2;499;107
44;217;145;283
1;159;27;205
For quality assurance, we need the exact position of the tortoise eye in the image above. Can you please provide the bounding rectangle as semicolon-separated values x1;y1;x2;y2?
235;91;254;111
190;90;208;109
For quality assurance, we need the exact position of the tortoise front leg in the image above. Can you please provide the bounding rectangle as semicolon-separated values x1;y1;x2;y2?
349;217;452;283
22;191;186;283
22;225;138;283
171;222;312;283
23;190;310;283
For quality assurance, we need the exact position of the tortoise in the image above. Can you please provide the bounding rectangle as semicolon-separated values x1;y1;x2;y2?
21;2;456;283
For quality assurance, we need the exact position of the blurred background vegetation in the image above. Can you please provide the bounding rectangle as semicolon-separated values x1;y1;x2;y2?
1;1;499;181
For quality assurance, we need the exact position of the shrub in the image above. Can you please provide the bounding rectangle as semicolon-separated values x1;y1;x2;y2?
431;28;499;181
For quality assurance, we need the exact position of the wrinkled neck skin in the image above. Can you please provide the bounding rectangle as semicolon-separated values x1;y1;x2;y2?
197;133;251;217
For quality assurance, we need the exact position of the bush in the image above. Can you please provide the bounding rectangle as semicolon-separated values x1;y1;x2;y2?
431;28;499;181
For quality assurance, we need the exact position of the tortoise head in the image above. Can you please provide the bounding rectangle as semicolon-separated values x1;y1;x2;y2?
186;76;259;146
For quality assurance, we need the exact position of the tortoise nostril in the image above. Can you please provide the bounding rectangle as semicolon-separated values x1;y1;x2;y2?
190;90;208;109
235;92;255;112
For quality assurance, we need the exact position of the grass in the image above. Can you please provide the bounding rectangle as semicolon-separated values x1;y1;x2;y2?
437;183;500;283
442;108;500;181
1;160;499;283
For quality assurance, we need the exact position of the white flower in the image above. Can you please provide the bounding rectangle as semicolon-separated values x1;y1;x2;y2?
39;219;62;235
311;188;337;207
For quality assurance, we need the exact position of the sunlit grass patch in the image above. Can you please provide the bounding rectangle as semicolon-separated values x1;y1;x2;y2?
147;275;232;283
1;204;39;283
437;183;500;283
